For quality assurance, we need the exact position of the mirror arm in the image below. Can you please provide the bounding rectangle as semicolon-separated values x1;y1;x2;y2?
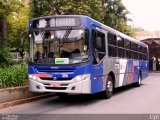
20;31;28;48
19;31;28;59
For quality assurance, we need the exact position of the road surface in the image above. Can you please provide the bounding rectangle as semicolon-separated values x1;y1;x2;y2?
0;73;160;119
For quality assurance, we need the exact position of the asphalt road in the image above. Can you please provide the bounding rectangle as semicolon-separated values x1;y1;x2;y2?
0;73;160;119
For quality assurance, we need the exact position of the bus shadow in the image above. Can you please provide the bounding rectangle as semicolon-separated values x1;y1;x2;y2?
48;94;99;105
113;84;144;96
45;84;144;106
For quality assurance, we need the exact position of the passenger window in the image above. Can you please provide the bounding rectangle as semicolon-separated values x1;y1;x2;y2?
118;48;124;58
108;46;117;57
126;50;132;59
139;53;142;60
124;40;131;49
142;54;146;60
132;51;138;59
138;46;142;52
92;30;106;64
117;37;124;47
108;33;117;45
142;47;148;54
108;33;117;57
132;43;137;51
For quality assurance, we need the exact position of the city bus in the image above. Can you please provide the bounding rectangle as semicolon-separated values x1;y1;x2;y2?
23;15;148;99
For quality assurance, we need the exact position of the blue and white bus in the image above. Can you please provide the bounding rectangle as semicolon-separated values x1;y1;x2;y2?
25;15;148;99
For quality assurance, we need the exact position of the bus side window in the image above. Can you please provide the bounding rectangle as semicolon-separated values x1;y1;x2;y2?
92;30;106;64
108;33;117;57
117;36;124;58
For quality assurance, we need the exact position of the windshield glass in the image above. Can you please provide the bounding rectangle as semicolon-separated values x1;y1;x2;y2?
29;29;90;64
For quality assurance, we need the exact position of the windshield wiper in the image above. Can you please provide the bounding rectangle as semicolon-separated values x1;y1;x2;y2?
62;27;72;42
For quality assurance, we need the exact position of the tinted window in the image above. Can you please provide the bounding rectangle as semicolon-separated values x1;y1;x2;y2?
92;30;106;64
138;46;142;52
118;48;124;58
124;40;131;49
117;37;124;47
139;53;142;60
126;50;132;59
132;51;138;59
108;33;117;45
108;33;118;57
142;47;148;54
108;46;117;57
132;43;137;51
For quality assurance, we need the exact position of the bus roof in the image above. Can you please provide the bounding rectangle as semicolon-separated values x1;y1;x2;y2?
83;15;148;48
30;15;148;48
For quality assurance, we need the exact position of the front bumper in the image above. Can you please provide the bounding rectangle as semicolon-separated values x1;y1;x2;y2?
29;77;91;94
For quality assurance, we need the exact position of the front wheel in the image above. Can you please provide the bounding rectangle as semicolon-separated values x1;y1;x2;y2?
100;75;113;99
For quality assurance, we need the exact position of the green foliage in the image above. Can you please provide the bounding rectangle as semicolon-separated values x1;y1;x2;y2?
0;0;23;18
56;0;104;22
29;0;104;22
104;0;129;25
0;0;29;48
0;46;12;67
103;0;135;36
29;0;135;37
29;0;51;18
7;2;29;48
0;0;136;49
0;64;28;89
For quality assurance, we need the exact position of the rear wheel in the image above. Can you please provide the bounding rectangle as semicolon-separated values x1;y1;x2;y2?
100;75;113;99
134;74;141;87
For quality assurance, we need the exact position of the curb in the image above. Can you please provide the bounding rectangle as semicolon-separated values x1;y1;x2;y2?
0;93;55;109
0;86;51;103
149;71;160;73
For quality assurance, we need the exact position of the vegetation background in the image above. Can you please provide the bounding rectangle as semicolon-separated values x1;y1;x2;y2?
0;0;137;88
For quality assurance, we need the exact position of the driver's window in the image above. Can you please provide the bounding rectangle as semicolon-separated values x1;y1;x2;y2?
92;30;106;65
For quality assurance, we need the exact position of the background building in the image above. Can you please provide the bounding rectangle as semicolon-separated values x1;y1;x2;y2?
136;31;160;71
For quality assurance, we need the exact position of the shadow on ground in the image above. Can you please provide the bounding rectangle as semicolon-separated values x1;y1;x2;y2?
43;84;143;106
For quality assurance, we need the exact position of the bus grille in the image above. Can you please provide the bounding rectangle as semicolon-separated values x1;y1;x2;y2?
40;78;72;81
36;68;74;73
45;87;67;90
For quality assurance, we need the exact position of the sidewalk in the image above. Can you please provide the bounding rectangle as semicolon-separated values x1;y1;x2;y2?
149;71;160;73
0;86;54;109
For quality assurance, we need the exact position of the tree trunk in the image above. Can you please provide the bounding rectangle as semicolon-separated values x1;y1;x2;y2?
1;18;8;48
0;19;2;45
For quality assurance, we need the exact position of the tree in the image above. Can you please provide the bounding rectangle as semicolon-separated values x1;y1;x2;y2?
7;1;29;48
29;0;135;37
104;0;130;26
0;0;23;48
0;0;29;48
103;0;135;36
29;0;104;22
29;0;51;18
54;0;104;22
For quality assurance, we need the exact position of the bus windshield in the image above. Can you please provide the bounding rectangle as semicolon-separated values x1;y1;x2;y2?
29;29;90;65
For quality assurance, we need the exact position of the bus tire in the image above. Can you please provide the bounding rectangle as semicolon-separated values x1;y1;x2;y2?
100;75;113;99
56;93;68;98
134;74;141;87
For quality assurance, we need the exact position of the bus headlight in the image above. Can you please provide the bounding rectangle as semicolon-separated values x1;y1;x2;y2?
29;75;38;81
75;74;90;82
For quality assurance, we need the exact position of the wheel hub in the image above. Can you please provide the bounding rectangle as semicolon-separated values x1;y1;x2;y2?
107;81;113;92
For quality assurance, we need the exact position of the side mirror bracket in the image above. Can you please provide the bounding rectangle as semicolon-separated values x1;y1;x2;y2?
19;31;28;59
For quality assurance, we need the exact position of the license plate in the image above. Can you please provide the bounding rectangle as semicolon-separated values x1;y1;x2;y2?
50;83;61;87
